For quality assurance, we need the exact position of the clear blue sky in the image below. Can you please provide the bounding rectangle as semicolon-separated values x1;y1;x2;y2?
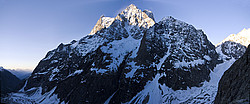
0;0;249;70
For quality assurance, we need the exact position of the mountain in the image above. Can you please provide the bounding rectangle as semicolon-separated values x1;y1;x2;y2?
216;41;247;61
6;4;219;104
182;29;249;103
7;69;32;80
4;4;247;104
171;41;246;103
216;28;250;47
215;28;249;63
214;44;250;104
215;28;249;62
211;28;249;104
0;67;21;96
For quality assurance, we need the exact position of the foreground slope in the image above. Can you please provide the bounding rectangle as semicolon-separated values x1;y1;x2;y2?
7;4;220;104
214;44;250;104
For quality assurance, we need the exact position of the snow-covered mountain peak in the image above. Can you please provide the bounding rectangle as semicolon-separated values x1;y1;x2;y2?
121;4;141;16
89;4;155;35
161;16;175;21
237;28;250;39
116;4;155;28
126;4;137;10
216;28;250;47
89;15;115;35
160;16;192;28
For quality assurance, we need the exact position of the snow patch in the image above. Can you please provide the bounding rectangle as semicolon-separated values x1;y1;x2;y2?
125;61;142;78
90;68;108;74
101;36;141;72
174;58;204;69
8;87;62;104
19;80;28;92
157;45;171;70
43;51;55;61
51;60;58;64
74;35;104;57
203;55;211;61
67;70;83;77
36;71;48;75
128;74;163;104
73;70;83;74
49;68;60;81
104;90;117;104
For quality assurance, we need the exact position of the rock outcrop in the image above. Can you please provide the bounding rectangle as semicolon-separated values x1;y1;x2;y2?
214;44;250;104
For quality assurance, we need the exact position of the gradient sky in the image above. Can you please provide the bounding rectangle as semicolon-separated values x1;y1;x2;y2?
0;0;249;71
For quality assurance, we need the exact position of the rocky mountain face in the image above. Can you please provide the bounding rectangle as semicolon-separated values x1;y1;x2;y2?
216;28;249;62
184;30;249;104
0;67;21;96
216;41;247;61
184;29;249;104
171;39;247;103
5;4;248;104
214;44;250;104
132;16;218;91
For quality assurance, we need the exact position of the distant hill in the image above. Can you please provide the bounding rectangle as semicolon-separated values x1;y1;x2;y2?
0;67;21;95
7;69;32;80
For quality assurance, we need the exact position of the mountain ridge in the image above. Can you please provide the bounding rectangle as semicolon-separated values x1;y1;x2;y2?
216;28;250;47
3;4;249;104
89;4;155;35
0;67;21;96
6;69;32;80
